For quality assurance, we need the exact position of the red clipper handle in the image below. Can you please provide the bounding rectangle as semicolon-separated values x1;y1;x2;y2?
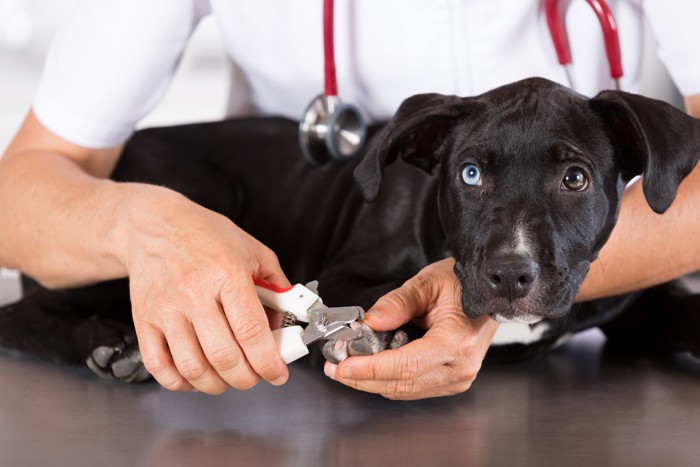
253;278;294;293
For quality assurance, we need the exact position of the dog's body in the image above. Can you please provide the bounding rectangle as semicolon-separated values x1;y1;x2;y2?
2;78;700;382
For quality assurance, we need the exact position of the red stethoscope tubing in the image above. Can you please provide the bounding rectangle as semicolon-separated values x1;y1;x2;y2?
307;0;624;166
299;0;366;165
324;0;338;97
324;0;624;93
545;0;623;85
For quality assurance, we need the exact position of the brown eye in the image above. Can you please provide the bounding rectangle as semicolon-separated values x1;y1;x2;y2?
561;167;589;191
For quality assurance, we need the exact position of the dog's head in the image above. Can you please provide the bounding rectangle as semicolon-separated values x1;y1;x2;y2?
354;77;700;324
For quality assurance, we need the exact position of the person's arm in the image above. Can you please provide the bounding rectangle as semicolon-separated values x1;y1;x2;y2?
577;93;700;301
0;112;125;283
0;112;290;393
686;93;700;117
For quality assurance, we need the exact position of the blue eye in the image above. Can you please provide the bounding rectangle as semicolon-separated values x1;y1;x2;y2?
461;164;481;186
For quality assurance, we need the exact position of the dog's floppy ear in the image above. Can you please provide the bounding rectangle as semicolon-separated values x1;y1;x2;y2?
590;91;700;214
353;93;467;202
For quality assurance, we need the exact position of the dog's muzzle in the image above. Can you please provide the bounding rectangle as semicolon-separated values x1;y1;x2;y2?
484;256;539;301
457;256;549;324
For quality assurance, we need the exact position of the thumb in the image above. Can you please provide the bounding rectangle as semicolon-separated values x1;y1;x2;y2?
363;258;459;331
363;281;429;331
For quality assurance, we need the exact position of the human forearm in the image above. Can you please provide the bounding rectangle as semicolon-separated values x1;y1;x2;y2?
0;147;148;287
1;111;292;392
577;93;700;301
685;94;700;118
577;166;700;301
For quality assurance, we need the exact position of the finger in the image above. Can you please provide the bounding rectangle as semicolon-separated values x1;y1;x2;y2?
163;318;230;395
137;324;194;392
338;312;496;381
363;261;458;331
221;278;289;385
265;305;283;330
328;328;454;382
257;262;291;288
326;314;497;400
362;281;431;331
192;299;272;389
398;382;476;400
325;360;473;400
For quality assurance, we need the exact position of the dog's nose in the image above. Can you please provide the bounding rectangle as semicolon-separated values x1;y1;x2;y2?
484;256;539;301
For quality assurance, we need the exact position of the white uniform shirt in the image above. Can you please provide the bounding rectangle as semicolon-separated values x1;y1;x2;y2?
33;0;700;149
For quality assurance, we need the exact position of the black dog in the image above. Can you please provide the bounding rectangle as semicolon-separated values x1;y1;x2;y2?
1;77;700;382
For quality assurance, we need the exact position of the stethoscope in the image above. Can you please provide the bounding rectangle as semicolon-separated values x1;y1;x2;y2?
299;0;624;166
299;0;366;166
545;0;623;91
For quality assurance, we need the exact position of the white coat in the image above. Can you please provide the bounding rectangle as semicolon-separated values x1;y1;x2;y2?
33;0;700;148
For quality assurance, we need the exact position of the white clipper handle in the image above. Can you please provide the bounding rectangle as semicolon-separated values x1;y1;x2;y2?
255;282;321;322
272;326;309;364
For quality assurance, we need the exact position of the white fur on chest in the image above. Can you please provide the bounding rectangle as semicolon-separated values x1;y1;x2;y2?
490;321;551;346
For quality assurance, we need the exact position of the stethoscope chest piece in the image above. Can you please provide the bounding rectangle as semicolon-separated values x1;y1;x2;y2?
299;0;367;166
299;94;366;166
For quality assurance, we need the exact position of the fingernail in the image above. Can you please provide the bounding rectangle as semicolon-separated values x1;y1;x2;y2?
363;309;382;322
271;375;288;386
324;363;337;380
339;365;353;379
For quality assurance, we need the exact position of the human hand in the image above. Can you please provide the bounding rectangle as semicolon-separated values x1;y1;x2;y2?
119;185;290;394
323;258;499;400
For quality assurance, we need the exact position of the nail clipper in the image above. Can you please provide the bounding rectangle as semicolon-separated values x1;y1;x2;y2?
254;278;364;363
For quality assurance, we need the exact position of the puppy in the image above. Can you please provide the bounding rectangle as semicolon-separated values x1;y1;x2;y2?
1;77;699;382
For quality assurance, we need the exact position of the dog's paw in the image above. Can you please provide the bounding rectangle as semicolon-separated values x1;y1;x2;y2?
321;322;409;364
86;334;151;383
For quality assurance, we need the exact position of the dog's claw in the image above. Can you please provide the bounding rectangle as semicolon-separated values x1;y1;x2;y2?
389;330;409;349
86;343;151;383
91;345;119;368
322;340;349;365
321;322;409;364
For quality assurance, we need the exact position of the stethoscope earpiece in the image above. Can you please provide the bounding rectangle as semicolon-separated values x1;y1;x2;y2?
299;94;366;166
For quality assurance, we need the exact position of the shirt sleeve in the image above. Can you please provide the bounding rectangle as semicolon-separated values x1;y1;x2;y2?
33;0;211;149
643;0;700;97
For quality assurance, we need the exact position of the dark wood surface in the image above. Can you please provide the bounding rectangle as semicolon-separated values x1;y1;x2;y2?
1;276;699;467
